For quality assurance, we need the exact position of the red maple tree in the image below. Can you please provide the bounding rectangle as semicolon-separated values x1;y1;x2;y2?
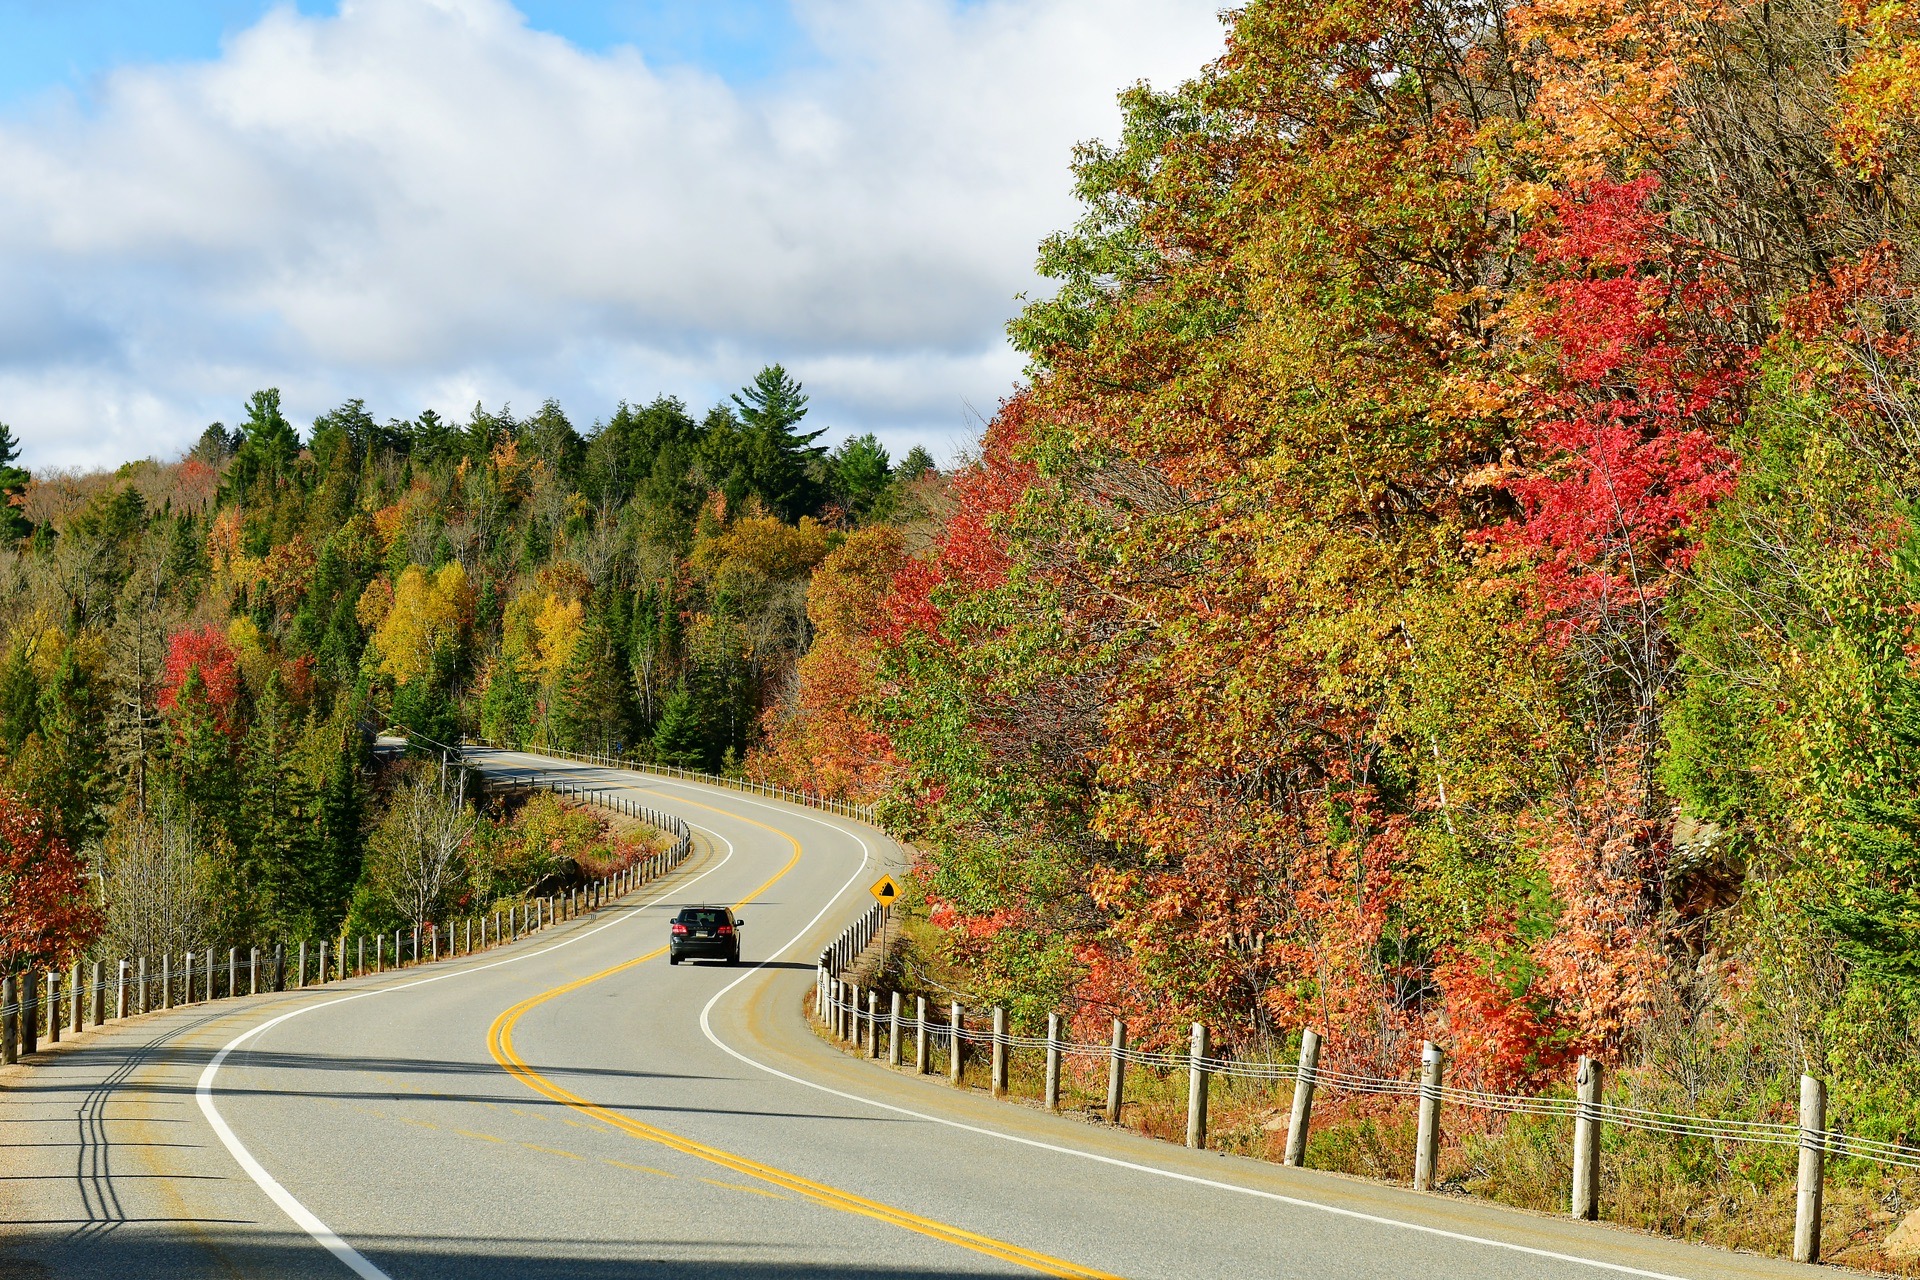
1494;177;1746;634
158;625;244;737
0;788;102;972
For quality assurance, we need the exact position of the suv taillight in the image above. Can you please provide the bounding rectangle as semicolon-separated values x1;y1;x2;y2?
671;923;688;935
717;924;733;936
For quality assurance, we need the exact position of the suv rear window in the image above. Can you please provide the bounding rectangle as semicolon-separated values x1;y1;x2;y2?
678;909;728;928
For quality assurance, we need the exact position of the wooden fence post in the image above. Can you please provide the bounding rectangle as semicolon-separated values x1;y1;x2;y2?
1414;1041;1445;1193
160;955;171;1011
137;957;148;1014
1284;1028;1321;1167
1187;1022;1210;1149
868;990;881;1058
991;1006;1009;1097
1045;1013;1062;1111
888;992;903;1066
1;975;15;1064
1571;1054;1603;1220
1106;1018;1127;1123
116;961;127;1020
916;996;930;1074
949;1001;965;1086
1794;1074;1827;1263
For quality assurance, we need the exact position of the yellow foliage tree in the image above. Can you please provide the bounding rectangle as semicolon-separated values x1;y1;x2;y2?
528;594;585;688
694;515;830;583
500;588;586;689
370;562;475;687
225;616;273;691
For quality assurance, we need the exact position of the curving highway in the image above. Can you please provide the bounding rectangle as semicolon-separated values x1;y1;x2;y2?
0;748;1815;1279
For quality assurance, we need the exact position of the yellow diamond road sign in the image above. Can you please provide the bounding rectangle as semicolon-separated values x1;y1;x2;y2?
869;875;900;905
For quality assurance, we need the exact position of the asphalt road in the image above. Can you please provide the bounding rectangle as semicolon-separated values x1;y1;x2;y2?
0;748;1821;1279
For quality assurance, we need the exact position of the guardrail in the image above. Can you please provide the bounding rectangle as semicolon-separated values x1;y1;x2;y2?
466;737;879;824
810;983;1916;1266
0;772;693;1075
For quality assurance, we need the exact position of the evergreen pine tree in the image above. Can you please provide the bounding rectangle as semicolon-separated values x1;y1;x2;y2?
161;668;238;838
0;421;32;541
685;620;751;770
312;705;368;933
898;444;936;481
555;614;634;753
33;647;109;849
828;433;892;521
225;389;300;499
105;568;170;811
479;657;534;748
729;365;826;521
650;687;706;768
238;672;319;935
0;644;40;752
628;583;677;728
392;646;460;758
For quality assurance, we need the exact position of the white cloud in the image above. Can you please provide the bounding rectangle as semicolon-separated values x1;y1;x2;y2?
0;0;1228;468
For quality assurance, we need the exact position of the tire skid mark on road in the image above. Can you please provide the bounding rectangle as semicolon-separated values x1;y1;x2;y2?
485;794;1121;1280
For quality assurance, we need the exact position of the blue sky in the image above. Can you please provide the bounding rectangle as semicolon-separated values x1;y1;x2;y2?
0;1;811;106
0;0;1225;470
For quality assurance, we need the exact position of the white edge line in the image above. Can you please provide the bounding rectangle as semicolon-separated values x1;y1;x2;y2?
194;761;740;1280
694;826;1698;1280
201;759;1673;1280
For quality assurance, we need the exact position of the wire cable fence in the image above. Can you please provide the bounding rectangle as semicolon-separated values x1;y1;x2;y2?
808;986;1920;1178
800;789;1897;1262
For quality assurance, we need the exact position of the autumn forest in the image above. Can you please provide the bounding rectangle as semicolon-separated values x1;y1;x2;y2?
5;0;1920;1251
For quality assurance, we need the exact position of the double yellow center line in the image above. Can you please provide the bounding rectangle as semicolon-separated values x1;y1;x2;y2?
485;794;1119;1280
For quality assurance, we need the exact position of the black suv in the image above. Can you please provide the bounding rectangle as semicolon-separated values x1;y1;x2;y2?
669;906;743;965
